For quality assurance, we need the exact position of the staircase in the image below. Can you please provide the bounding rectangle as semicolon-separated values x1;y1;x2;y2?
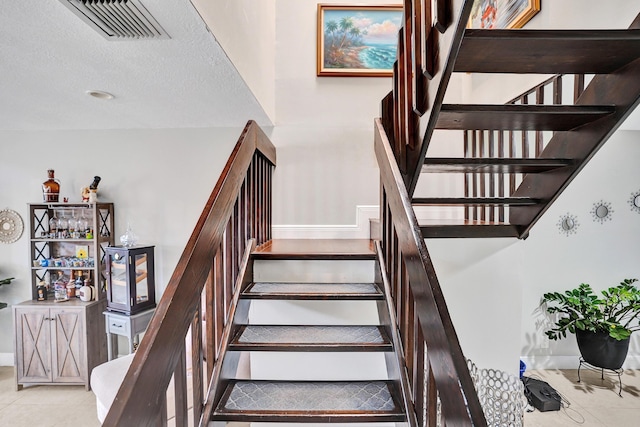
103;2;640;427
381;0;640;239
210;239;408;424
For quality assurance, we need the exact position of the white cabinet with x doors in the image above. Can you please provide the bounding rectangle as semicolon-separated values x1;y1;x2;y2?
13;299;106;390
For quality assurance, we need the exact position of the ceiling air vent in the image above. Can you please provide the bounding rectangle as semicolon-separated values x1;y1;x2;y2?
59;0;170;40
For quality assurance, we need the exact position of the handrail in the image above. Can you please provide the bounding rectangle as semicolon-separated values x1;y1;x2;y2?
375;118;487;426
103;120;276;426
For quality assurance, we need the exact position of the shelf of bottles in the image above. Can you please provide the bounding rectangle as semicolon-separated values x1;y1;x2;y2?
28;202;114;302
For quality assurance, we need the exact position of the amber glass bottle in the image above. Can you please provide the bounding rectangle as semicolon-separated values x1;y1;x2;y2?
42;169;60;202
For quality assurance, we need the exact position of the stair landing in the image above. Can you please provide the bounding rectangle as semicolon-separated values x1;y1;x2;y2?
253;239;376;259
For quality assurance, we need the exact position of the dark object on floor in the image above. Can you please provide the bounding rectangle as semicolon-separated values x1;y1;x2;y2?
522;376;561;412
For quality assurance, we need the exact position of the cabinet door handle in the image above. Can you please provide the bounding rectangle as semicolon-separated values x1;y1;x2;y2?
112;323;123;328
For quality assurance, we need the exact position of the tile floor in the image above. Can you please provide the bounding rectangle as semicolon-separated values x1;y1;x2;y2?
0;366;100;427
1;365;639;426
523;369;640;427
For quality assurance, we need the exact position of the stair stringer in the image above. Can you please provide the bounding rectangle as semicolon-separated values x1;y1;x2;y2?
509;58;640;236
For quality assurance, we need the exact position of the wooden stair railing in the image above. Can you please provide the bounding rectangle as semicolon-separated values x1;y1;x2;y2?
459;74;585;227
375;118;487;426
102;120;275;427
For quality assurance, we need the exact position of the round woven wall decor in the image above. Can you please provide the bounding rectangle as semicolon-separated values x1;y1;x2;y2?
0;209;24;244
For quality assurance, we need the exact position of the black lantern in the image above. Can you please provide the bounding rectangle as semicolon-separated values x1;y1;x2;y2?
105;245;156;315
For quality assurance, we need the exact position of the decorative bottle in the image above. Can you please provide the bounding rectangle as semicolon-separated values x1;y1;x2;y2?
75;271;84;297
42;169;60;202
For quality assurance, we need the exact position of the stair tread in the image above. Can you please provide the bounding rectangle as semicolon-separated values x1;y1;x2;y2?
243;282;384;300
455;29;640;74
413;197;539;206
436;104;615;131
418;221;522;238
254;239;376;260
214;380;405;421
421;157;573;173
229;325;392;351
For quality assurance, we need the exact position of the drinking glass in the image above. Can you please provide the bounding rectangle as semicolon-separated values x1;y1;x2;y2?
68;210;78;239
58;211;68;239
48;210;58;238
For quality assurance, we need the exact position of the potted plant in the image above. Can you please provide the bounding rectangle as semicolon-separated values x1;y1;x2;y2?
541;278;640;370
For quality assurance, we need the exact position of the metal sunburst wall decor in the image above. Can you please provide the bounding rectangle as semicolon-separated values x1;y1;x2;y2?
591;200;613;224
557;213;579;236
629;190;640;214
0;208;24;244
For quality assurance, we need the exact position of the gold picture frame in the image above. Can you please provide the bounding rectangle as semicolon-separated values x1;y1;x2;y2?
317;4;403;77
468;0;540;29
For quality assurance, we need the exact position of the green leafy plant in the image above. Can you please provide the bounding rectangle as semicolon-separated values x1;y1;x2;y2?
542;278;640;341
0;276;14;310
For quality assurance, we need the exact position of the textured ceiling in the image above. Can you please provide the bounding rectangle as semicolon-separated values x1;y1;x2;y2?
0;0;271;130
0;2;637;132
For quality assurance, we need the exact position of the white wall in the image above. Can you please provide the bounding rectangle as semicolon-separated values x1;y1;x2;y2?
190;0;277;122
418;1;640;375
519;130;640;369
270;0;400;227
0;127;241;358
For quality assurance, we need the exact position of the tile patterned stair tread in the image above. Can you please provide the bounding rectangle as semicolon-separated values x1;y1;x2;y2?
242;282;384;300
213;380;406;422
229;325;392;351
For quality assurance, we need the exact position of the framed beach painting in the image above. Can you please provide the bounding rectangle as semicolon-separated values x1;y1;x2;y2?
468;0;540;29
317;4;403;77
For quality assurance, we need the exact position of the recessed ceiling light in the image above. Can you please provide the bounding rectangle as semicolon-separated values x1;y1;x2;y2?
86;90;115;100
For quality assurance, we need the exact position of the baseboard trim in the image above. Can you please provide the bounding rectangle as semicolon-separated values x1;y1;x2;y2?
0;353;14;366
272;205;462;239
521;355;640;370
272;205;379;239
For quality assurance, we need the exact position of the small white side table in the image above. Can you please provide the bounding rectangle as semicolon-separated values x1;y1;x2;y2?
103;309;155;360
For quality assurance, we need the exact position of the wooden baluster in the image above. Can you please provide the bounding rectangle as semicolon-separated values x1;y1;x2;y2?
267;161;273;242
398;30;408;150
488;130;495;222
574;74;585;103
471;131;478;221
405;286;415;396
247;160;255;240
393;62;402;166
414;325;426;427
433;0;451;33
509;130;516;196
553;76;563;138
191;309;204;426
412;0;429;114
205;264;215;379
173;347;188;427
425;361;437;427
392;227;400;324
479;131;486;221
535;86;544;156
521;94;529;159
497;131;505;223
464;130;470;221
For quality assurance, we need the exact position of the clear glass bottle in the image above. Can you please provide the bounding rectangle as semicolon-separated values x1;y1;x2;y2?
75;271;84;297
42;169;60;202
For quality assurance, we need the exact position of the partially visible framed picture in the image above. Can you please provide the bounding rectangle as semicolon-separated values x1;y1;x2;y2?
468;0;540;29
317;4;403;77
